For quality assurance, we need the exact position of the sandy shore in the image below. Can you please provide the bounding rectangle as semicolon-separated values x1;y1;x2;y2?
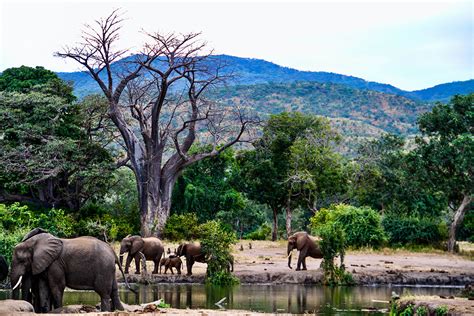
116;241;474;285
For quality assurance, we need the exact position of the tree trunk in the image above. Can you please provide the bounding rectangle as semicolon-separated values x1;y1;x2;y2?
285;203;292;238
272;207;278;241
137;166;177;237
447;194;472;252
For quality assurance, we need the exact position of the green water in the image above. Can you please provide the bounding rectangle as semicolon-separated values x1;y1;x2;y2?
0;284;461;314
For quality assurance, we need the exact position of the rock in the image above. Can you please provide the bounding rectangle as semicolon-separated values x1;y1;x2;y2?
0;299;34;313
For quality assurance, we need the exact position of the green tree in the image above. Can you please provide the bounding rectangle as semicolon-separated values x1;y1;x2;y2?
351;134;446;218
413;94;473;252
0;65;75;102
238;112;344;239
0;67;114;211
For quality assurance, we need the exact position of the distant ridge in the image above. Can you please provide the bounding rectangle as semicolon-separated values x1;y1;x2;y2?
57;54;473;101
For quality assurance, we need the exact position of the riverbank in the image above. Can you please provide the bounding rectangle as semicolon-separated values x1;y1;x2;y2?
117;241;474;286
395;295;474;315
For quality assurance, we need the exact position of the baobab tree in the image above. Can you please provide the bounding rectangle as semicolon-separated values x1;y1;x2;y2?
57;11;257;236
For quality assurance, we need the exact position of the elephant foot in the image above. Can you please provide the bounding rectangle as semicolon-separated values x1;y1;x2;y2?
134;271;140;275
186;273;192;276
152;271;158;274
295;268;301;271
302;268;307;271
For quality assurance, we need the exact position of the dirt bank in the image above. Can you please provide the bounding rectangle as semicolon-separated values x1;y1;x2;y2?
395;295;474;315
117;241;474;286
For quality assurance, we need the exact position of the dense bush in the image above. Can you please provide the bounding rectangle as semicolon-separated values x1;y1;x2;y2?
457;209;474;242
243;222;272;240
382;215;448;246
318;222;353;285
0;227;30;264
199;220;239;285
0;203;77;262
163;213;201;241
309;204;386;249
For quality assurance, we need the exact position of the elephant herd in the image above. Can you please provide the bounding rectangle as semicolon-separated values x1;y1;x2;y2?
0;229;320;313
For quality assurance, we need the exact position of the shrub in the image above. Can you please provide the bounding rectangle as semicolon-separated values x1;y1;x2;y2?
163;213;200;241
199;220;239;285
243;222;272;240
0;227;30;264
382;215;448;246
310;204;386;249
457;209;474;242
318;222;353;285
75;216;117;242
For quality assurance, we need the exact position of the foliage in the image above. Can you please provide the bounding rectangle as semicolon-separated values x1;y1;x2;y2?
237;112;345;239
199;220;239;285
351;134;447;218
0;202;75;262
457;209;474;242
243;222;272;240
310;204;387;249
163;213;201;241
434;305;448;316
416;306;428;316
75;216;118;242
0;66;75;102
412;94;473;250
382;215;448;246
0;67;115;212
318;222;353;285
0;227;31;264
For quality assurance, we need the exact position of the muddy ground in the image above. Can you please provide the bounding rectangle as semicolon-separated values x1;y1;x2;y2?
116;241;474;285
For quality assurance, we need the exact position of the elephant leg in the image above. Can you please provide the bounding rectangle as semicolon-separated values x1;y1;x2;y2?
124;254;133;274
302;256;307;270
296;250;306;271
100;294;112;312
134;254;140;274
170;266;174;275
111;279;124;311
186;257;194;276
47;263;66;310
177;263;181;275
152;259;159;274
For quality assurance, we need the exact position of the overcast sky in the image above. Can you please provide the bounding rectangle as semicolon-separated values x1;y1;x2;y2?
0;0;472;90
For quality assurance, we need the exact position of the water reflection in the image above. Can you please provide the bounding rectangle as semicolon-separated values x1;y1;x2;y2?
0;284;461;314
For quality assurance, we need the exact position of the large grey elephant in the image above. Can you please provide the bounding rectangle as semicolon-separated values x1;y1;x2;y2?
119;235;164;274
10;229;129;312
0;255;8;282
287;231;323;270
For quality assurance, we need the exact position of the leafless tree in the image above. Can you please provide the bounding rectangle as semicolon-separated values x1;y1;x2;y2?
56;10;258;236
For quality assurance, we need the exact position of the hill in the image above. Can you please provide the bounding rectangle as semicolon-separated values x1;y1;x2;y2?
411;79;474;102
211;81;431;135
57;54;474;101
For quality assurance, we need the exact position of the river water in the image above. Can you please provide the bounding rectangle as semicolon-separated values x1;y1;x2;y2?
0;284;461;314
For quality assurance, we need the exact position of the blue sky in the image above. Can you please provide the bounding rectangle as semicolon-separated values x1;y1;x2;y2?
0;0;472;90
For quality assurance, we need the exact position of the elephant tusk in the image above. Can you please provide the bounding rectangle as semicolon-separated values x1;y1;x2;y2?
287;251;293;258
12;275;22;291
119;254;124;257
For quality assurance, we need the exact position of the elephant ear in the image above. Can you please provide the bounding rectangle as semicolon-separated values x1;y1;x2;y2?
32;234;63;275
130;237;144;255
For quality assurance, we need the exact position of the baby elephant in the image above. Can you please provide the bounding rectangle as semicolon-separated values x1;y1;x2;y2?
159;255;182;275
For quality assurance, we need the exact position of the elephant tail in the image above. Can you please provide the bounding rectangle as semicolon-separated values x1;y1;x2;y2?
115;254;137;294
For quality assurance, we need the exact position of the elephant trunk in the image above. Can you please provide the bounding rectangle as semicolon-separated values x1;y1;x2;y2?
287;244;293;269
119;254;124;267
